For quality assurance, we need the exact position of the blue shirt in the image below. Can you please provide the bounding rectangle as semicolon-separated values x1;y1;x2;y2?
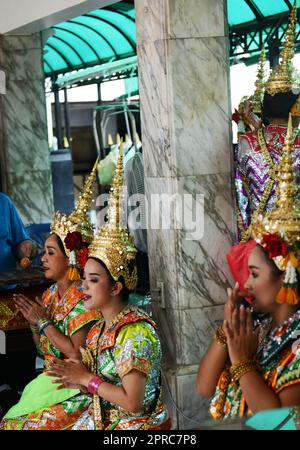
0;193;29;272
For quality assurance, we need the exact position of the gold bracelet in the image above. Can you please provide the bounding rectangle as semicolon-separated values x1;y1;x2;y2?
215;324;227;348
230;358;260;382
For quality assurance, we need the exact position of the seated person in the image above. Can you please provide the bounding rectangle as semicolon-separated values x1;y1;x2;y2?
234;4;300;242
197;122;300;420
0;193;38;416
0;162;100;429
47;151;170;430
0;192;37;281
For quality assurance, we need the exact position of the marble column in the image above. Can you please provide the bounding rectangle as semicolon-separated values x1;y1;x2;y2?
135;0;236;428
0;33;53;224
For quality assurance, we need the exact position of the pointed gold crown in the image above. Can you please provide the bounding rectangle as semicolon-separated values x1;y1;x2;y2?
50;157;99;255
251;115;300;263
88;147;138;290
251;46;266;114
265;2;300;96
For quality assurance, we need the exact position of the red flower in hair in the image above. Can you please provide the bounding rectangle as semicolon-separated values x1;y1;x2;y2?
64;231;83;251
262;233;288;259
76;247;89;268
232;109;241;124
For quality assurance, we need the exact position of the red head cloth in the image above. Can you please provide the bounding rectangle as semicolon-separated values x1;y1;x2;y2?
226;240;257;297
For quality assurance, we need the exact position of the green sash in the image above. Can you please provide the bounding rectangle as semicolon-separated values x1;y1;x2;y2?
4;372;80;419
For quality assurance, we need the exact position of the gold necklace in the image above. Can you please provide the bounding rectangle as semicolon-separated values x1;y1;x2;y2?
104;304;136;330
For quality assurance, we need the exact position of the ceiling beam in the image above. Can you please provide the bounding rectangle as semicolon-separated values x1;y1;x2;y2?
244;0;263;21
283;0;293;10
230;9;293;32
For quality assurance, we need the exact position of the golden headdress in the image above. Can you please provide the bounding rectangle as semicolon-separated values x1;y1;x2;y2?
88;147;138;290
265;1;300;96
235;47;266;132
50;158;99;279
251;46;266;115
251;115;300;304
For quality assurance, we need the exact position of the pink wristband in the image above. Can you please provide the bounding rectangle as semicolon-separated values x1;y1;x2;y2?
87;375;105;395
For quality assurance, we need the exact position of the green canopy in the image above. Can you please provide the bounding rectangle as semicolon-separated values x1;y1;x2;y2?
44;1;136;78
228;0;293;26
229;1;300;61
43;0;300;79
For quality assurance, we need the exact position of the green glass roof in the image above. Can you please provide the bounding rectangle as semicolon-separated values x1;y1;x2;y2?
44;1;136;77
228;0;295;27
43;0;299;78
228;1;300;61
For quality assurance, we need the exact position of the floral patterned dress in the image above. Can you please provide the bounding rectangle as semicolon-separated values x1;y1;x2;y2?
210;309;300;420
72;305;170;430
0;281;100;430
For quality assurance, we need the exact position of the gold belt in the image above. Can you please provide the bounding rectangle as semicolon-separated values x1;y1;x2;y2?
103;407;137;423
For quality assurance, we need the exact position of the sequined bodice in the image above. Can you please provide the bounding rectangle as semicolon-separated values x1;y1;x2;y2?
236;125;300;229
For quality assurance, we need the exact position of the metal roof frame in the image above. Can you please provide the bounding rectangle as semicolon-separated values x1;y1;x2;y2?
44;0;300;83
54;55;137;89
229;2;300;63
44;1;136;79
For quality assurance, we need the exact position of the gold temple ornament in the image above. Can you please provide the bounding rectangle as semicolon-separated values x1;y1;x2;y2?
251;46;266;115
251;115;300;304
88;146;138;291
50;157;99;255
265;1;300;96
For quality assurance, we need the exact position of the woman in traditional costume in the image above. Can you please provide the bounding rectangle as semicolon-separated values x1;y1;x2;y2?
197;117;300;422
47;150;171;430
235;2;300;243
0;161;101;430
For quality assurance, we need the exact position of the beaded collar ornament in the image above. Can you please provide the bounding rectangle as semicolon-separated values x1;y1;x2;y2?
257;310;300;364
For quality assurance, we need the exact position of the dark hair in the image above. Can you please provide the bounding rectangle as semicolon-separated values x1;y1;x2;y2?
89;257;131;302
256;245;300;309
257;245;284;279
52;233;88;255
262;91;300;122
52;234;67;256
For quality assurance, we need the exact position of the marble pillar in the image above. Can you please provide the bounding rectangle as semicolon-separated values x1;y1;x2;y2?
135;0;236;428
0;33;53;224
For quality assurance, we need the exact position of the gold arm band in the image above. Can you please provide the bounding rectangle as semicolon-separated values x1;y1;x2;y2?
215;324;227;348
